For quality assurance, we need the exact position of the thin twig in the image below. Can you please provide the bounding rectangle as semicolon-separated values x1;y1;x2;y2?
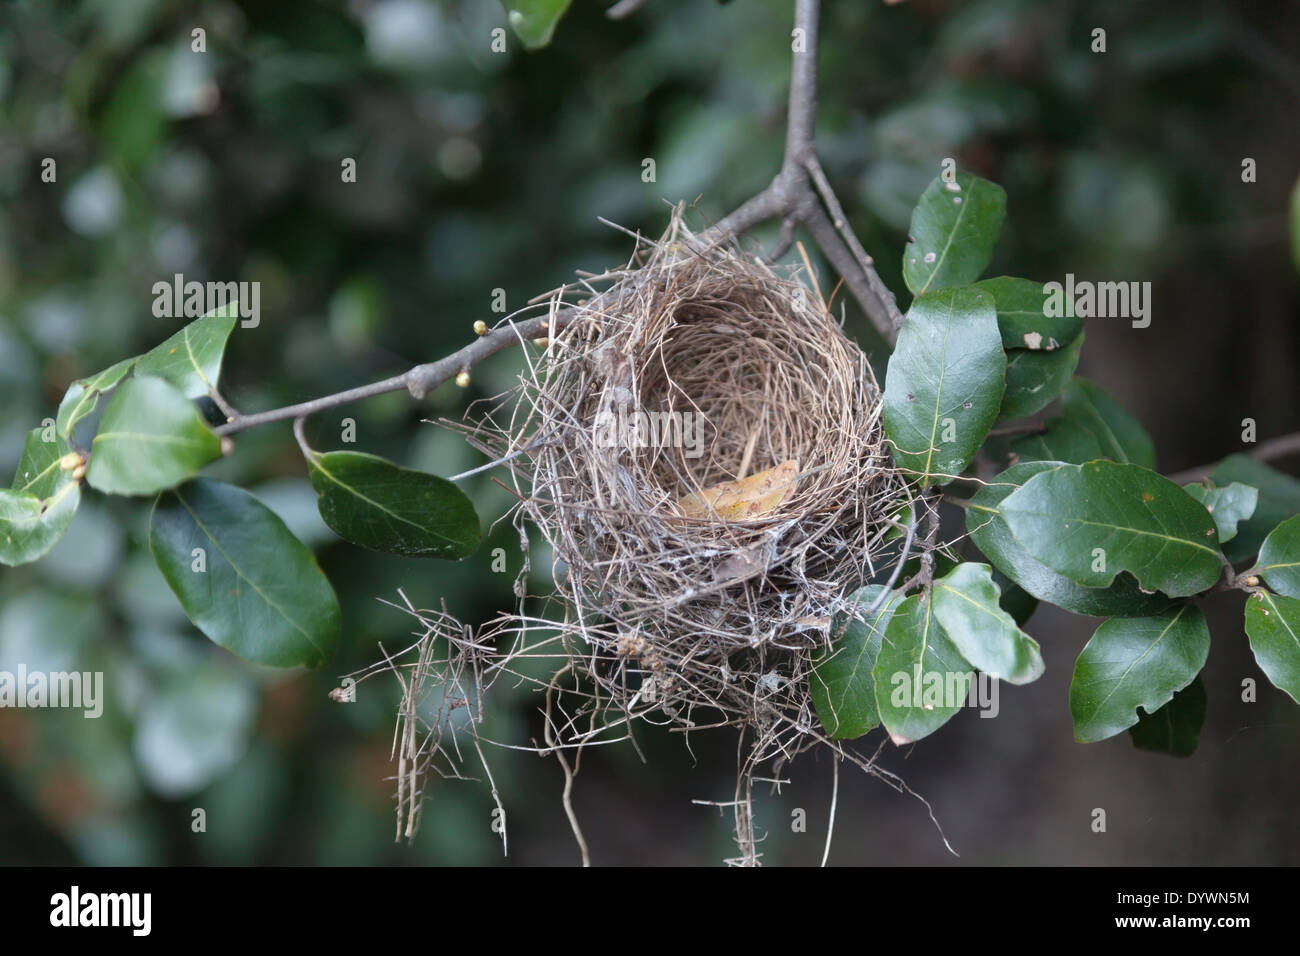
707;0;900;343
821;751;839;867
214;314;563;436
804;153;903;331
545;666;592;867
1166;430;1300;485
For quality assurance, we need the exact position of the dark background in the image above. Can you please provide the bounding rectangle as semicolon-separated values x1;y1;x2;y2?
1;0;1297;865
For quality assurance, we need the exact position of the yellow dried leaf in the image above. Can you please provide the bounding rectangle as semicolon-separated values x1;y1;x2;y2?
678;459;799;520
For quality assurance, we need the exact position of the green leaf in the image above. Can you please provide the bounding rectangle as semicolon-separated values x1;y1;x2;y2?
0;485;80;566
307;450;480;558
12;427;75;498
1211;455;1300;562
974;276;1082;352
1011;378;1156;468
86;377;222;496
1243;590;1300;704
1256;514;1300;598
135;305;238;400
1127;676;1206;757
967;461;1174;617
999;331;1083;421
873;594;974;744
931;563;1044;684
149;479;341;668
883;286;1005;486
810;586;903;739
1000;461;1223;598
1;426;82;566
1069;605;1210;743
1182;481;1258;545
504;0;573;49
55;357;136;441
902;172;1006;295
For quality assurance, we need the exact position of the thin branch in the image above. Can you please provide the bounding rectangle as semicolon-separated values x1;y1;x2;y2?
707;0;901;343
821;751;839;867
214;314;561;436
784;0;819;164
801;201;899;341
804;153;903;331
1165;430;1300;485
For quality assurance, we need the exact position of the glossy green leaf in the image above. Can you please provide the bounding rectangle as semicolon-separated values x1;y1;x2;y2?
307;450;480;558
1255;514;1300;598
12;426;76;498
149;479;341;668
974;276;1082;352
902;172;1006;295
1211;455;1300;562
967;461;1174;617
0;484;80;566
86;377;222;496
135;305;238;400
931;563;1044;685
504;0;573;49
873;593;974;744
810;586;903;739
1127;676;1206;757
999;331;1083;421
1069;605;1210;743
1;426;82;565
1012;378;1156;468
1182;481;1258;545
55;357;136;441
1243;590;1300;704
883;286;1005;486
1000;461;1223;598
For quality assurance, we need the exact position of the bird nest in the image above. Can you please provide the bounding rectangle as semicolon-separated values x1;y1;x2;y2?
368;210;930;863
467;210;913;775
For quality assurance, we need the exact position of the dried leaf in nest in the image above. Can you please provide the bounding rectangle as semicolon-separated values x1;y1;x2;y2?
677;459;800;520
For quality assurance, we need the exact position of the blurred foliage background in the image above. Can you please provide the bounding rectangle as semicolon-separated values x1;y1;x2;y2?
1;0;1298;865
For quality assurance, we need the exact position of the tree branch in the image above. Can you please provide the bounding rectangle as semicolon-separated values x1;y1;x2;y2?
708;0;902;342
214;314;559;436
1165;430;1300;485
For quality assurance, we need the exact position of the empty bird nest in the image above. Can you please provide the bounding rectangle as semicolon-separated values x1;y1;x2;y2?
426;209;920;862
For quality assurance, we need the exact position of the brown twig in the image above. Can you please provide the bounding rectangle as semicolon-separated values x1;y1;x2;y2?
213;313;564;436
709;0;902;341
1165;430;1300;485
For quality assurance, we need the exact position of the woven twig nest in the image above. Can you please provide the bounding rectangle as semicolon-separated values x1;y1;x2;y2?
470;211;913;772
